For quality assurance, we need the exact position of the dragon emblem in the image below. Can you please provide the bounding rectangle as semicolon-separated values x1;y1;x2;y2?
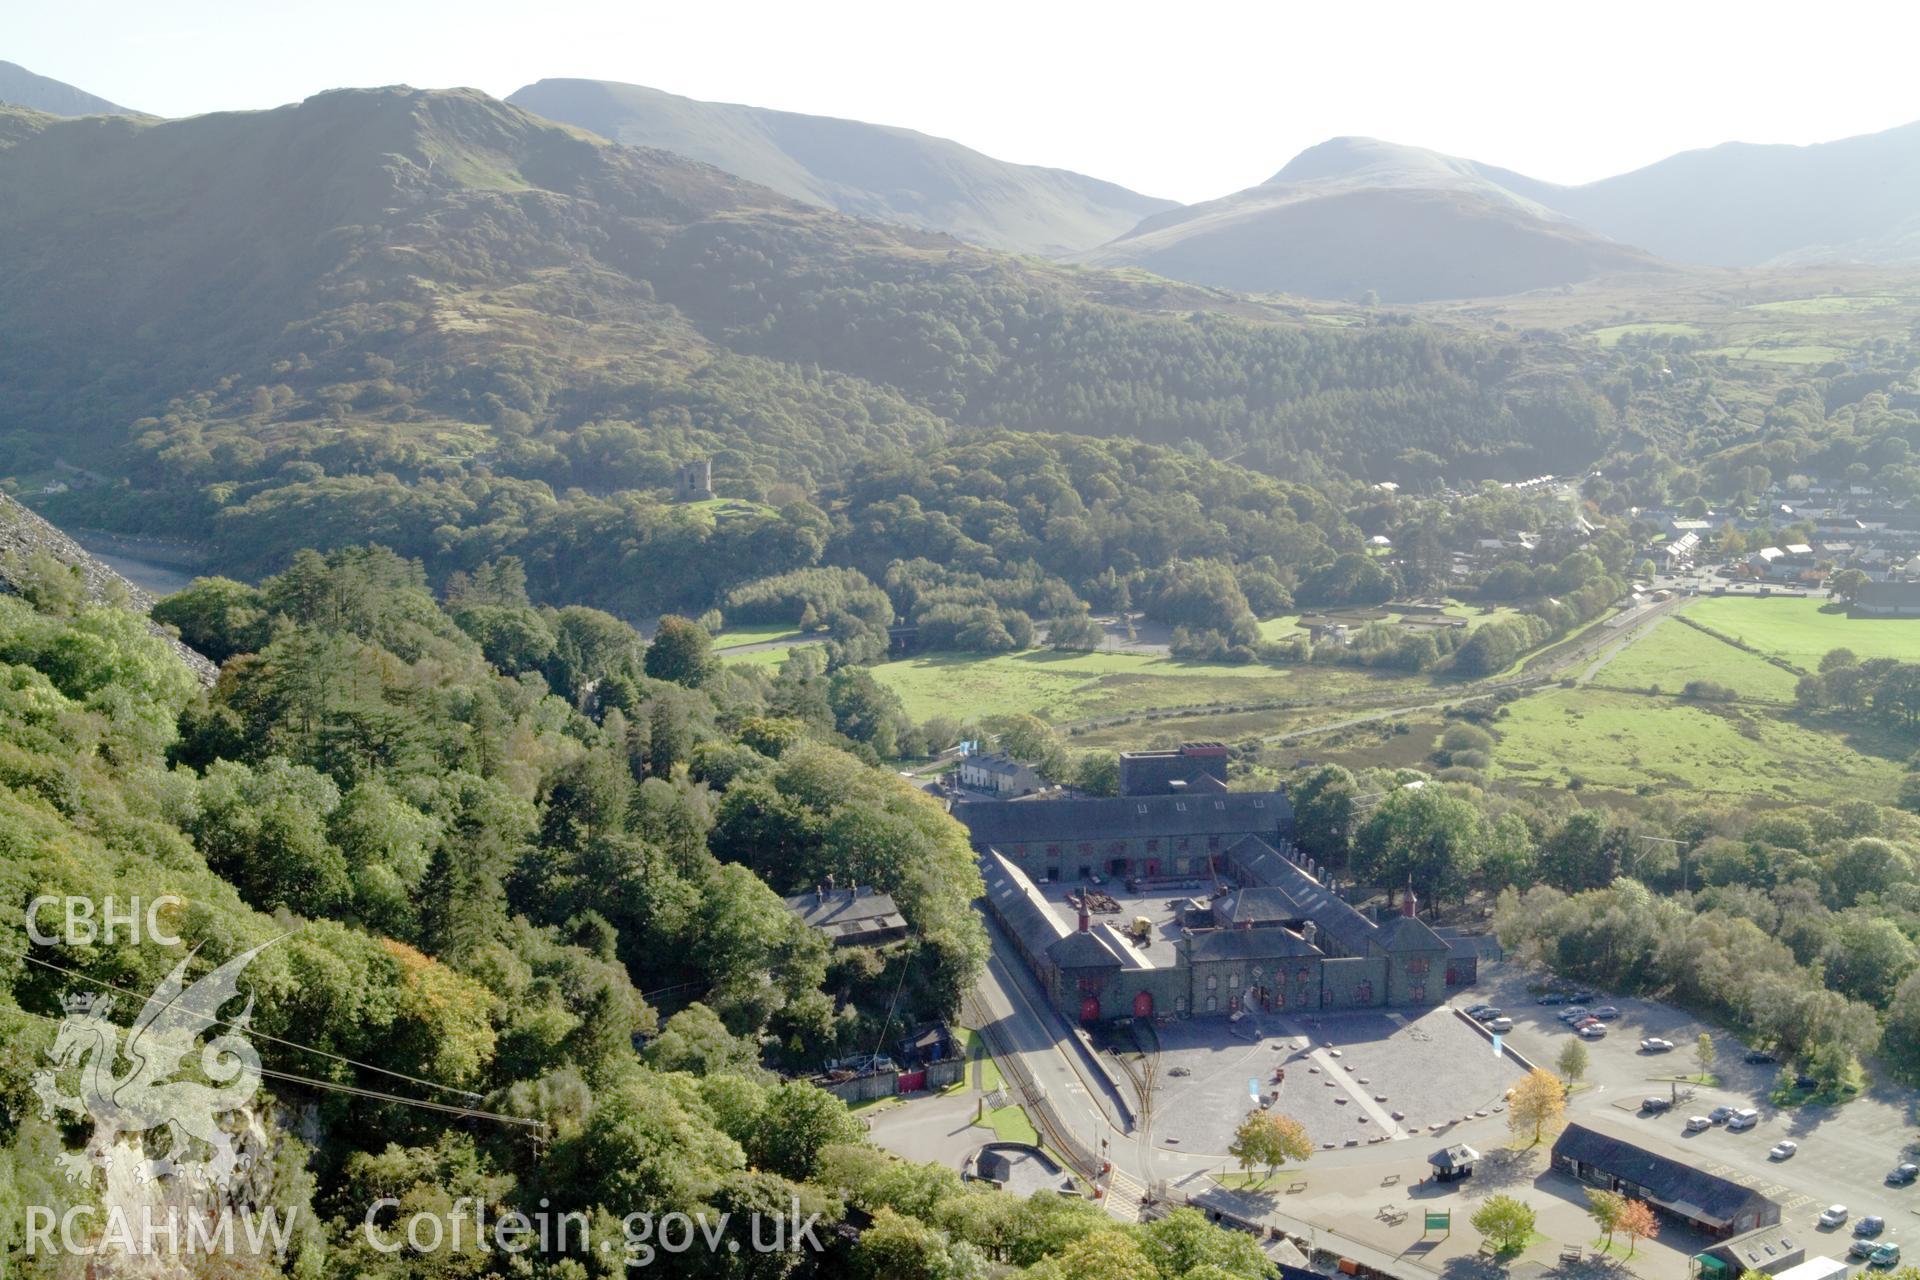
32;941;274;1189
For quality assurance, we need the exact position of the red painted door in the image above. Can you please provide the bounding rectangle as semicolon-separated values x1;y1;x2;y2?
1079;996;1101;1023
897;1070;927;1093
1132;991;1154;1018
1146;859;1160;877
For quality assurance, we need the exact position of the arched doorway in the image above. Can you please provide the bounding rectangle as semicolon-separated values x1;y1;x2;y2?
1079;995;1101;1023
1132;991;1154;1019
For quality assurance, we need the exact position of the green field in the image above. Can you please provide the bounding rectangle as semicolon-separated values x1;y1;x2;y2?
1682;597;1920;668
1594;618;1801;702
869;649;1316;723
1746;295;1901;315
1701;343;1847;365
1490;686;1902;801
714;622;806;650
1590;322;1703;347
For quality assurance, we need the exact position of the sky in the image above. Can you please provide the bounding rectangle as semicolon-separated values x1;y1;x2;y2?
13;0;1920;204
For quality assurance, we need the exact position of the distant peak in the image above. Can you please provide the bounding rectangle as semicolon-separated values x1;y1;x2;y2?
1266;136;1430;185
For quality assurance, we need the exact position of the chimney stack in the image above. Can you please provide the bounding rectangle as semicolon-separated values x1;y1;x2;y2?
1077;901;1091;933
1403;881;1418;918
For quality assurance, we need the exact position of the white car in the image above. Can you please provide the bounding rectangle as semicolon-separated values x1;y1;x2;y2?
1685;1115;1712;1133
1769;1141;1798;1160
1819;1205;1849;1228
1727;1108;1760;1131
1486;1017;1514;1033
1640;1037;1675;1053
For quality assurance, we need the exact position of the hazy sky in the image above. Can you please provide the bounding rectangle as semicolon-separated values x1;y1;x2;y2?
14;0;1920;203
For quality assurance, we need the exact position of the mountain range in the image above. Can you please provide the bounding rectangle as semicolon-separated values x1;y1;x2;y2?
1069;136;1663;302
0;60;136;116
507;77;1177;256
502;81;1920;300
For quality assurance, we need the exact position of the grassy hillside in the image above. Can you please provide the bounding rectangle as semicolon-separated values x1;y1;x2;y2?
509;77;1179;255
1074;136;1662;301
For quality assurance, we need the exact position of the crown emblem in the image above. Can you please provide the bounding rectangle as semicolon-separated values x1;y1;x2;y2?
62;992;100;1016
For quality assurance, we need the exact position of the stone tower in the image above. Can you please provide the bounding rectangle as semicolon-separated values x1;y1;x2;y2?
673;459;714;502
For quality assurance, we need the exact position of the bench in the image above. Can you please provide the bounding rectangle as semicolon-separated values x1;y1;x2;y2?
1380;1173;1400;1187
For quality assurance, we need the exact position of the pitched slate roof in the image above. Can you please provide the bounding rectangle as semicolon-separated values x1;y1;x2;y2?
784;888;906;934
981;850;1069;956
1214;886;1300;926
1047;929;1124;970
1552;1123;1775;1227
953;791;1289;847
1374;913;1450;955
1226;836;1376;957
1188;927;1319;963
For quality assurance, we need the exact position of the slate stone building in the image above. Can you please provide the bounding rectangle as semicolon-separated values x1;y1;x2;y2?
964;775;1464;1023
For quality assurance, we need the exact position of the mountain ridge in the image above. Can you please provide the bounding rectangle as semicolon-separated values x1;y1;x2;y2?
0;60;137;116
507;77;1179;256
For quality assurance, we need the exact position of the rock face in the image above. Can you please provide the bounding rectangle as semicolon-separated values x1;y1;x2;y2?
0;493;218;684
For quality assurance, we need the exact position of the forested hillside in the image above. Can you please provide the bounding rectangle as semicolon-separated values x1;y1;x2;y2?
0;544;1281;1277
0;86;1617;613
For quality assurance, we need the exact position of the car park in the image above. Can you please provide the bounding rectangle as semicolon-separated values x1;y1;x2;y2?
1769;1140;1797;1160
1640;1037;1675;1053
1855;1216;1885;1238
1820;1205;1850;1228
1888;1163;1918;1186
1685;1116;1712;1133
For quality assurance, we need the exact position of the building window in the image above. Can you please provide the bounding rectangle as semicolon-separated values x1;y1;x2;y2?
1174;996;1187;1014
1206;974;1217;991
1411;984;1426;1003
1206;996;1217;1012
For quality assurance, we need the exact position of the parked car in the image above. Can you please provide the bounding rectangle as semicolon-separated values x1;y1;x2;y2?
1592;1005;1622;1020
1557;1006;1591;1023
1819;1205;1850;1228
1853;1239;1881;1260
1641;1097;1672;1113
1486;1017;1514;1033
1887;1163;1918;1186
1794;1074;1819;1091
1578;1023;1607;1039
1569;991;1597;1003
1708;1106;1735;1124
1466;1005;1501;1020
1727;1108;1760;1131
1685;1116;1713;1133
1855;1216;1886;1238
1868;1243;1902;1268
1640;1037;1675;1053
1768;1141;1798;1160
1745;1049;1779;1064
1537;993;1569;1006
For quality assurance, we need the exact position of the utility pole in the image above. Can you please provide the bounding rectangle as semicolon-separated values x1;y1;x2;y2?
1637;835;1691;894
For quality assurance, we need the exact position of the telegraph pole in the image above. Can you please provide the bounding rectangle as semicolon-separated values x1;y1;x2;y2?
1637;835;1691;893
